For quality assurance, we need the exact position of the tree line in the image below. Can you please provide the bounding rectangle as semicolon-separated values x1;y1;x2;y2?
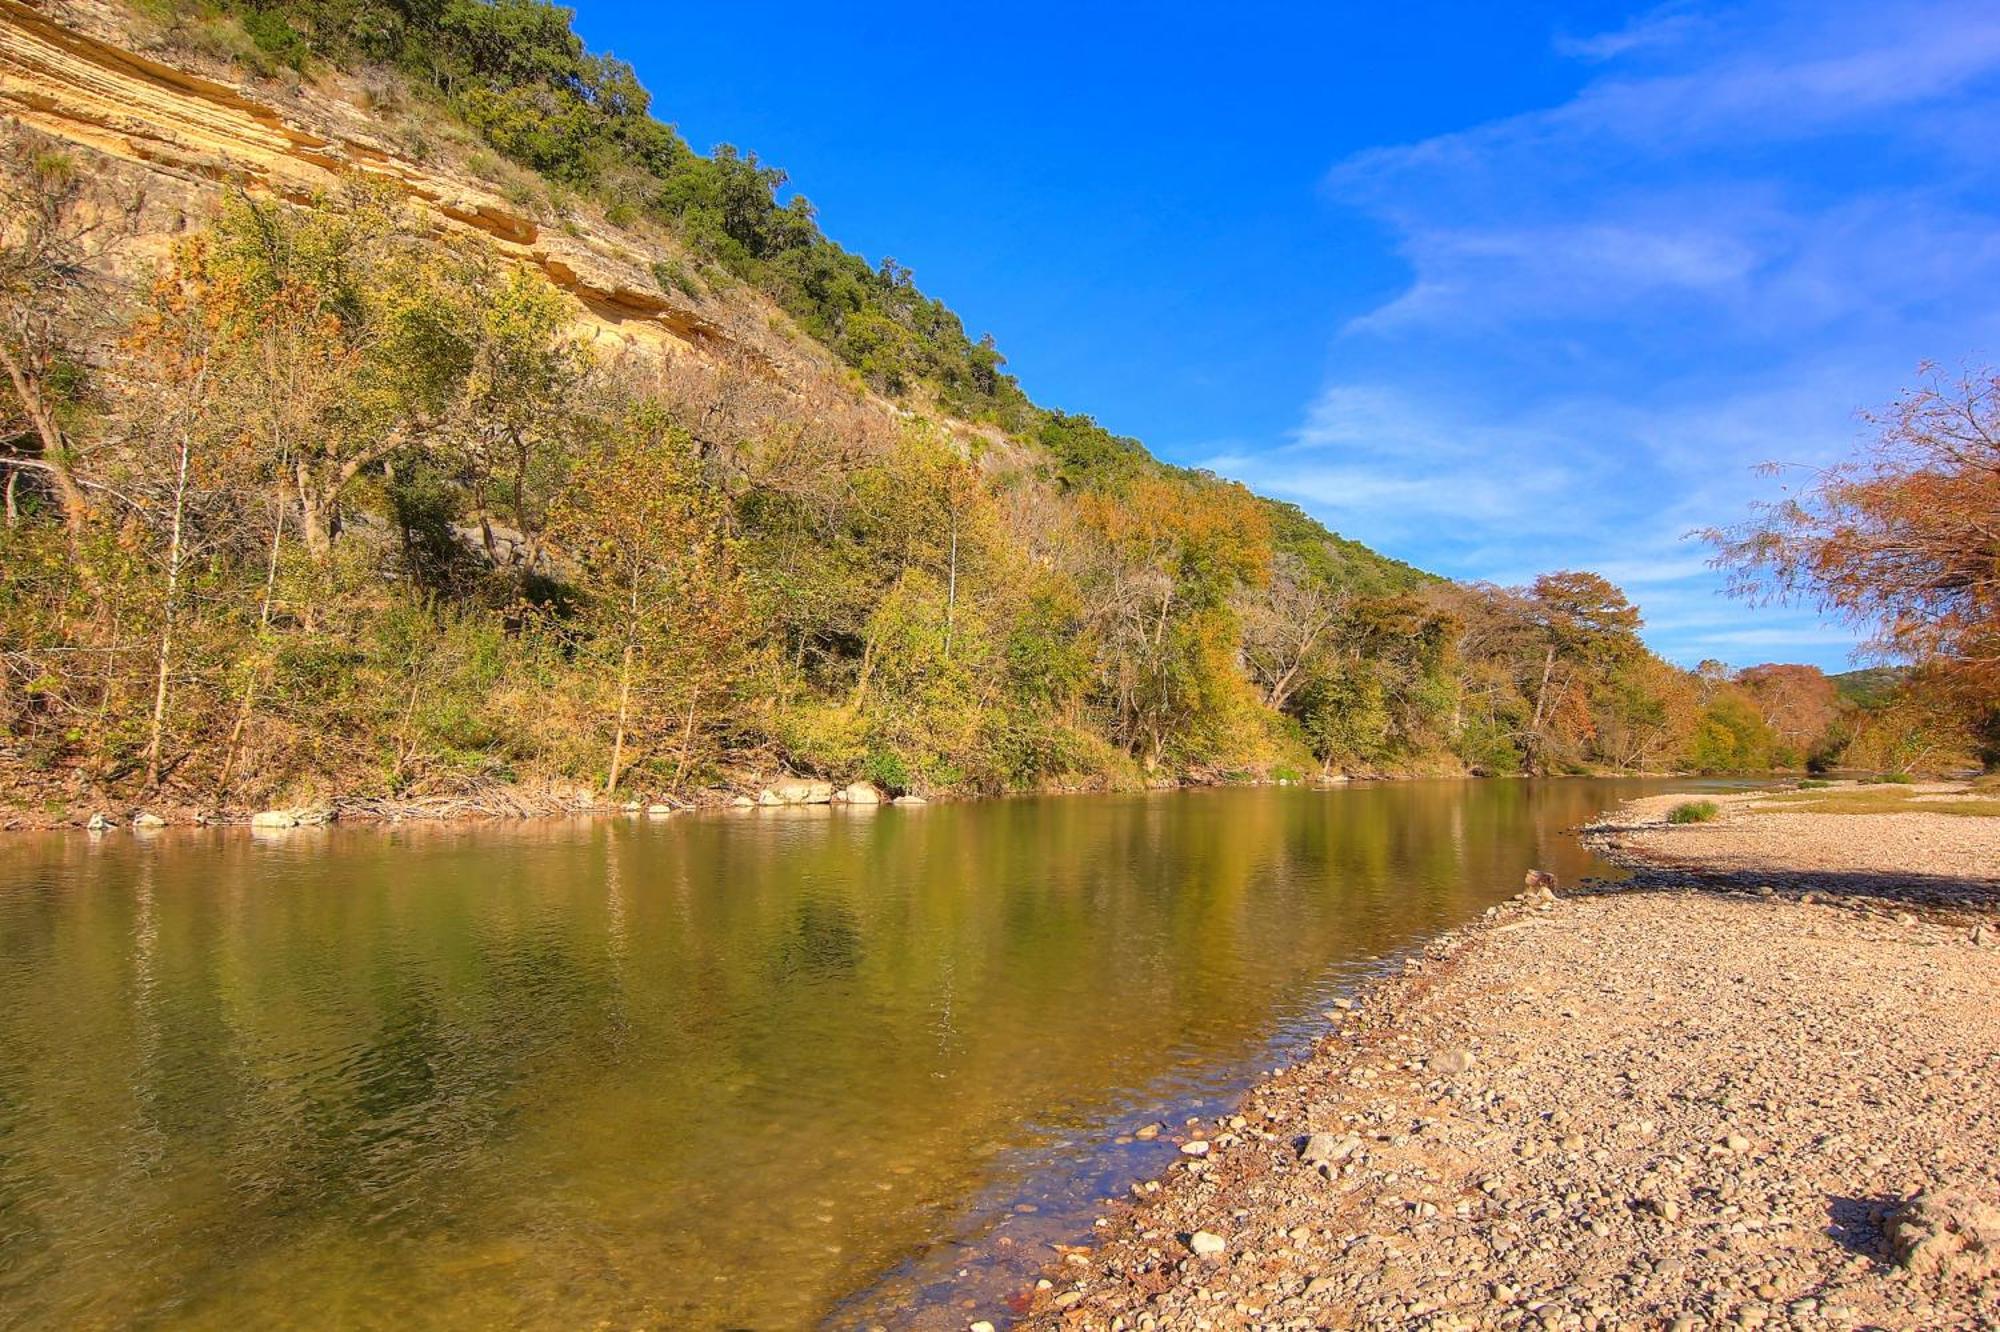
9;125;1972;813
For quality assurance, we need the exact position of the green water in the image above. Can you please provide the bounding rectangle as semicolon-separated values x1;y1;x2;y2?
0;780;1701;1329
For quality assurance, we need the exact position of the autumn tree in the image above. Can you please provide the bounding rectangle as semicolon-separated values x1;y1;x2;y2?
1710;366;2000;760
1735;663;1840;766
1240;551;1347;714
550;403;744;794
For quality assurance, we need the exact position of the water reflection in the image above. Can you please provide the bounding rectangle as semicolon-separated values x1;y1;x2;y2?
0;780;1709;1329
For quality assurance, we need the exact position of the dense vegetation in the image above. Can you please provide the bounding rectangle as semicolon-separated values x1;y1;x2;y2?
1;2;1986;814
150;0;1037;424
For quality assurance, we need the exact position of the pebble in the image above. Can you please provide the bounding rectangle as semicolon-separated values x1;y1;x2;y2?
1025;796;2000;1331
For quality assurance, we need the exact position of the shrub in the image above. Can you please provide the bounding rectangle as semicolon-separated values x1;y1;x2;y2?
1859;771;1915;785
1796;778;1833;788
1666;799;1721;824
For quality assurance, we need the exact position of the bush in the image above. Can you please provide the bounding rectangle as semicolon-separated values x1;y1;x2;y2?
1796;777;1833;788
1859;771;1915;784
1666;799;1721;824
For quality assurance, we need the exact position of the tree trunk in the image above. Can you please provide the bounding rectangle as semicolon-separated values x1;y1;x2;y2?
943;509;958;661
218;497;285;794
0;341;90;539
605;641;634;795
672;683;701;787
144;423;193;790
296;461;333;562
1525;643;1557;772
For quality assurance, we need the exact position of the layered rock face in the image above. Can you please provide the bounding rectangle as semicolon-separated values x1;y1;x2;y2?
0;0;826;374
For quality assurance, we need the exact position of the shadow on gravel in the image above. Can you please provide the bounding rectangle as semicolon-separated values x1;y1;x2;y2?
1576;837;2000;914
1825;1193;1902;1263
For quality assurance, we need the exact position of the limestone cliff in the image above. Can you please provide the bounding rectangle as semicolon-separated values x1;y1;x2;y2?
0;0;857;387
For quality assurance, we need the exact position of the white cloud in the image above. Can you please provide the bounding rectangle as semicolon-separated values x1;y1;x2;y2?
1214;0;2000;670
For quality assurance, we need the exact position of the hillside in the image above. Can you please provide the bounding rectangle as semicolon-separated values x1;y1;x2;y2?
0;0;1922;819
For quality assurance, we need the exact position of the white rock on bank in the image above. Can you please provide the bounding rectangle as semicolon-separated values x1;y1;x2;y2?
771;778;834;805
842;781;884;805
250;809;299;829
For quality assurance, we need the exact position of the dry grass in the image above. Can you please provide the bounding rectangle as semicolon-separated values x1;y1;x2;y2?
1751;785;2000;818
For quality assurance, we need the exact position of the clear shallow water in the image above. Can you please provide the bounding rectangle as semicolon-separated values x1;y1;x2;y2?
0;779;1707;1330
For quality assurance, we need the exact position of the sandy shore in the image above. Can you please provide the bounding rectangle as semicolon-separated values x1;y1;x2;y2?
1023;783;2000;1332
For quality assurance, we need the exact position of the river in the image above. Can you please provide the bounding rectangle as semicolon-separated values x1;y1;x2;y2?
0;779;1718;1329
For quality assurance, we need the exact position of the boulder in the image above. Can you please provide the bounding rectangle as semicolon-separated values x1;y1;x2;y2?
771;778;834;805
250;809;299;829
729;794;755;808
86;812;111;831
645;804;676;818
894;794;928;806
756;789;784;807
1889;1189;2000;1279
842;781;884;805
132;812;167;829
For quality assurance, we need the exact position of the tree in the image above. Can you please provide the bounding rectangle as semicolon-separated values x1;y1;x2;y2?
436;261;590;574
550;404;744;794
124;244;231;784
0;132;102;546
1709;365;2000;756
1735;663;1839;766
1519;572;1643;771
1240;552;1346;714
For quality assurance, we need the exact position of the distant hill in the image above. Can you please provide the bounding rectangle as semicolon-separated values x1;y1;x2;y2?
1831;667;1908;709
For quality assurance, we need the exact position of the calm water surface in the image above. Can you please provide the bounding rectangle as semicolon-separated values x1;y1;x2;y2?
0;780;1712;1329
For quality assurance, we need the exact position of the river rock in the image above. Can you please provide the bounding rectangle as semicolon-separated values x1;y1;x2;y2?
756;789;783;807
1429;1048;1477;1075
86;812;111;831
1301;1131;1360;1165
1888;1188;2000;1278
1524;869;1558;891
132;812;166;829
250;809;299;829
293;807;334;826
1179;1140;1210;1156
842;781;884;805
645;804;675;818
730;794;755;808
1188;1230;1227;1257
894;794;928;806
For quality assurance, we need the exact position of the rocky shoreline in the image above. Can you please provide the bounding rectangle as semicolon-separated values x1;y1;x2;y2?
1020;784;2000;1332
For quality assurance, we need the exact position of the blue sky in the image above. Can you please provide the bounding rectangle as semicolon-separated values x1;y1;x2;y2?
573;1;2000;671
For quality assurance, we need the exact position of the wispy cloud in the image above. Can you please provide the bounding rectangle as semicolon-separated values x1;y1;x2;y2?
1204;0;2000;670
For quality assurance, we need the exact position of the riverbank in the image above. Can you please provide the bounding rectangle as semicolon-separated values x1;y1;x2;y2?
0;765;1421;835
1022;782;2000;1331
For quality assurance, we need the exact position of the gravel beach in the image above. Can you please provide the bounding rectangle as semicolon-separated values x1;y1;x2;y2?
1023;784;2000;1332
